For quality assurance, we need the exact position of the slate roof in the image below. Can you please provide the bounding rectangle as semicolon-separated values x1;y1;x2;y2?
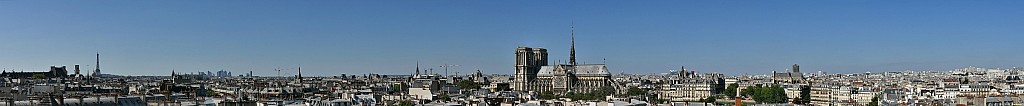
537;64;610;76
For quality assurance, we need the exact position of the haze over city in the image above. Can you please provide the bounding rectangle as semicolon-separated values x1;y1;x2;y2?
3;0;1023;76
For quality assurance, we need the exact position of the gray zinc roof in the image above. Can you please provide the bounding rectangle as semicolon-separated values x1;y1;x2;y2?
537;64;610;76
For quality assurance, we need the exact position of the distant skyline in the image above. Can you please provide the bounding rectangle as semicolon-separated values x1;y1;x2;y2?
2;1;1023;76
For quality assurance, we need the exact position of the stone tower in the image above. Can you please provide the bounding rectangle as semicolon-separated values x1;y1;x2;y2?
792;64;800;73
513;47;547;91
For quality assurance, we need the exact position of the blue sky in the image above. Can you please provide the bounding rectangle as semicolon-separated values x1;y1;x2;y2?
1;1;1023;76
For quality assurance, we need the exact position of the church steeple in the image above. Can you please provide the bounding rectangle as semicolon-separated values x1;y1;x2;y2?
415;61;421;75
569;23;577;66
297;66;302;83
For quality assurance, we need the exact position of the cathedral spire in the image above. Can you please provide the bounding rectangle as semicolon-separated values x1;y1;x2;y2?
569;22;576;66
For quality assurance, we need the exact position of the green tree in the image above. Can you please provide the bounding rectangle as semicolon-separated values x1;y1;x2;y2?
724;83;738;98
455;80;480;90
626;87;646;96
393;100;414;106
31;74;46;79
714;78;726;94
867;95;880;106
592;86;615;96
539;91;557;99
741;86;757;97
797;85;811;104
743;85;789;103
437;93;451;101
767;85;788;103
650;96;669;104
702;96;718;103
537;86;617;100
563;90;613;100
392;84;404;94
495;84;511;91
206;90;218;96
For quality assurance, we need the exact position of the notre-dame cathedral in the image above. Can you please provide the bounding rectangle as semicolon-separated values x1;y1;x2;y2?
511;27;612;95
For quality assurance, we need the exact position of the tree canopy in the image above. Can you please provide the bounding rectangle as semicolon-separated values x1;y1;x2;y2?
741;85;788;103
626;87;647;96
798;86;811;104
724;83;738;98
455;80;480;90
538;86;616;100
32;74;46;79
393;100;414;106
867;95;880;106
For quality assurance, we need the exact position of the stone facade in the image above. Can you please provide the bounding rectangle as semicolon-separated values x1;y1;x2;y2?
512;47;612;95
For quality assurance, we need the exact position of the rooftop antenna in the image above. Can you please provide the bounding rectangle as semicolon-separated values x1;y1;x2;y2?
276;67;281;87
